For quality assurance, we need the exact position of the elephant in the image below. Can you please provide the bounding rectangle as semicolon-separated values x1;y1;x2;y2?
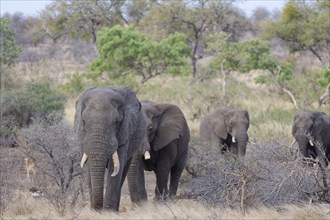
199;107;250;157
292;110;330;168
127;101;190;203
74;86;147;211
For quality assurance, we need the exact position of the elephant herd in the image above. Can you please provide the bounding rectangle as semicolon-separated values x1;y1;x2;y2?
74;85;330;211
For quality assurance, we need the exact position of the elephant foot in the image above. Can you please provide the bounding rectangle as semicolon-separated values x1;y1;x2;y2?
154;192;170;202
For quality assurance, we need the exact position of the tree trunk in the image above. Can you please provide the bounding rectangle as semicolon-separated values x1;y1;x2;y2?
191;56;197;78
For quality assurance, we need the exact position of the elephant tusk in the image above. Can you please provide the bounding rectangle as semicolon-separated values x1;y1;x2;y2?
80;153;88;168
232;136;236;143
111;151;120;177
144;151;151;160
289;139;296;148
309;140;314;146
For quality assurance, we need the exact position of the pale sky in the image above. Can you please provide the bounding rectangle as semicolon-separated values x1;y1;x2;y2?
0;0;287;17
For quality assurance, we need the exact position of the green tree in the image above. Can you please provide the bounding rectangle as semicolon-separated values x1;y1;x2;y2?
1;83;65;129
0;18;23;124
208;37;298;108
137;0;247;77
262;1;330;67
0;18;22;67
89;25;191;91
39;0;125;44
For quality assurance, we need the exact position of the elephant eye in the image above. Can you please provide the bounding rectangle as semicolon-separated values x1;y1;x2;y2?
227;121;233;127
115;116;122;126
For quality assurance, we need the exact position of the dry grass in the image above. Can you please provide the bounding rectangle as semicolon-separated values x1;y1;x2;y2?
3;196;329;219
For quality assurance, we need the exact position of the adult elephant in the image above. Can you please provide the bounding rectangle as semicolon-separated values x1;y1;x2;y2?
292;110;330;168
127;101;190;203
199;107;250;157
74;86;147;211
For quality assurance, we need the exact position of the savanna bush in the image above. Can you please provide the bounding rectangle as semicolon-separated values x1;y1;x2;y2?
183;138;329;210
0;82;66;134
17;115;85;215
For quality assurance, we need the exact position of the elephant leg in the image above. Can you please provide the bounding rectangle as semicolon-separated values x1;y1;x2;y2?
169;152;187;198
104;147;126;211
155;151;172;200
155;167;170;200
155;141;179;200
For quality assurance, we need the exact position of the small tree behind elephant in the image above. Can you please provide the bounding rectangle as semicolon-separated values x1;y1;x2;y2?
199;107;250;157
292;110;330;168
74;86;147;211
127;101;190;203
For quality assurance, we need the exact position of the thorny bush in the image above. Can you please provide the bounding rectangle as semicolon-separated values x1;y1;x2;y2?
183;138;329;211
16;115;85;215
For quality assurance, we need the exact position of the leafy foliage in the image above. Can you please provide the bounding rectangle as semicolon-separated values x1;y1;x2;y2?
0;18;22;67
60;72;87;97
209;38;288;77
89;25;190;89
39;0;124;43
317;67;330;87
262;1;330;66
137;0;247;77
1;83;65;130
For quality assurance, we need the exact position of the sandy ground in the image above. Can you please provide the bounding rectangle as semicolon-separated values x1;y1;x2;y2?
120;171;157;210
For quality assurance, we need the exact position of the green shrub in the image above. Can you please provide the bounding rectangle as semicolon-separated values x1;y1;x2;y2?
255;75;267;84
317;67;330;87
60;72;87;97
1;82;66;133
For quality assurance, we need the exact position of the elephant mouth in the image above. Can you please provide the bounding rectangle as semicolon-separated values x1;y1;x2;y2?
80;150;120;177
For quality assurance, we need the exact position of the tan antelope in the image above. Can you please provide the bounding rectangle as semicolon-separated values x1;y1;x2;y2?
24;157;36;179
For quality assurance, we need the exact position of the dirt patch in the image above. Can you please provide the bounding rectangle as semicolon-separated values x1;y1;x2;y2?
120;171;157;210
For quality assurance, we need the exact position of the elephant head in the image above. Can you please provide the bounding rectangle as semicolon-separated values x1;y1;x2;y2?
200;107;250;157
142;101;187;152
74;86;145;211
292;111;330;167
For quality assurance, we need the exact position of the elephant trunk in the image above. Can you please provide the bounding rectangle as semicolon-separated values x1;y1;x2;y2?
127;154;147;204
295;134;309;157
83;128;120;210
235;131;249;157
89;152;108;210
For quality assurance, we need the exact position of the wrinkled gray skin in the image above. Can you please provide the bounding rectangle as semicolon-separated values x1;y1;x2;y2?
292;111;330;168
127;101;190;203
199;107;250;157
74;86;147;211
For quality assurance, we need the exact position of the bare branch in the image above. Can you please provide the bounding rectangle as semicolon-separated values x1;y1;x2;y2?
319;83;330;107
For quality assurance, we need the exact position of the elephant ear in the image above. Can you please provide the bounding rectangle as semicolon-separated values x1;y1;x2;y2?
116;86;142;146
74;86;95;145
311;111;325;136
152;103;186;151
292;112;301;136
213;111;228;140
243;110;250;129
